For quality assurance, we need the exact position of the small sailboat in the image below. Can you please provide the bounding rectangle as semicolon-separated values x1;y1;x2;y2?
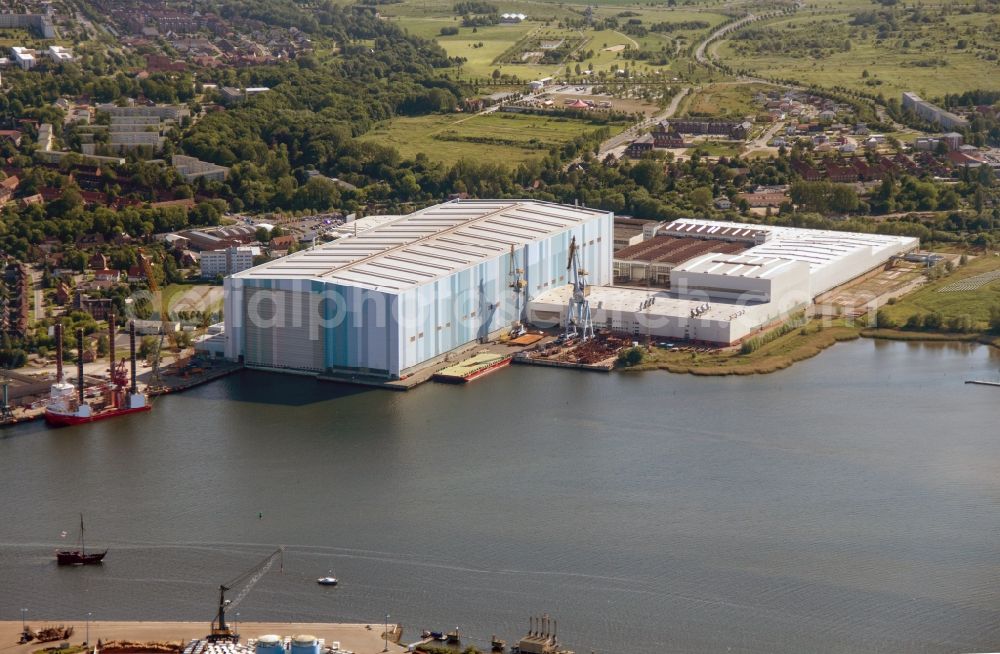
317;571;338;586
56;514;107;565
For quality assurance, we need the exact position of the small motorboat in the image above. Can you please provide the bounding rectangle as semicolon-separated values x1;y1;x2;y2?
317;576;338;586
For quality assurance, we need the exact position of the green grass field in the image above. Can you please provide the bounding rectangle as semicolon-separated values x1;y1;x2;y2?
715;9;1000;99
682;82;773;118
359;111;623;166
880;256;1000;330
689;141;744;158
386;0;729;81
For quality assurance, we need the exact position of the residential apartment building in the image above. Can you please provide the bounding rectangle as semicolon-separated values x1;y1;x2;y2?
200;246;260;278
901;92;969;131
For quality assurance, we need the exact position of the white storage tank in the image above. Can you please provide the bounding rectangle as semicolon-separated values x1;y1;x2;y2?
290;635;319;654
255;634;284;654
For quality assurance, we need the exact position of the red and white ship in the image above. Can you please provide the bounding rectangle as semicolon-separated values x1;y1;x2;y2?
45;318;151;427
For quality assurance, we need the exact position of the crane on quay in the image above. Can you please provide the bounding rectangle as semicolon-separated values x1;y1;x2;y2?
508;244;527;338
208;547;284;642
564;236;593;341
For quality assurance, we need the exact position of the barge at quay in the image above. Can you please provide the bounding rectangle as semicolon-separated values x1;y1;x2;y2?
433;352;512;383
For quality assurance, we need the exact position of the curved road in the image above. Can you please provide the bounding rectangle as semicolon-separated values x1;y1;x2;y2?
597;86;690;158
695;13;762;65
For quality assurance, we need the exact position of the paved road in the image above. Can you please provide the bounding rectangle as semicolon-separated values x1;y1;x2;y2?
695;13;763;65
746;120;786;152
597;86;690;158
29;269;44;322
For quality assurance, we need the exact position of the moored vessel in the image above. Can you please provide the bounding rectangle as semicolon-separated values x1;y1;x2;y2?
433;352;512;383
45;318;151;427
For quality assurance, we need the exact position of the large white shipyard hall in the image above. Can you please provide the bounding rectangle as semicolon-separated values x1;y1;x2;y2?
221;202;918;376
224;200;613;378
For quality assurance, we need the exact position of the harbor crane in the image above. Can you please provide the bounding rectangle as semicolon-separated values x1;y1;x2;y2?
564;236;594;341
139;251;169;384
209;547;284;642
508;244;527;338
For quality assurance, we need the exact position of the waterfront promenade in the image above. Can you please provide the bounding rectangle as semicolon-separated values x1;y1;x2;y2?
0;622;404;654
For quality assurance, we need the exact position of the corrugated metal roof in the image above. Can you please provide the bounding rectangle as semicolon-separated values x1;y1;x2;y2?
675;252;797;279
234;200;607;292
666;219;917;272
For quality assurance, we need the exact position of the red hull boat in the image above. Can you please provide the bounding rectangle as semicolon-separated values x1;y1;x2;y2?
45;319;151;428
45;403;151;427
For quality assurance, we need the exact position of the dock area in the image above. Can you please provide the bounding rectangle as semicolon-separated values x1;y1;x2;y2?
0;621;404;654
317;332;560;391
315;329;635;389
147;360;243;397
433;352;511;383
513;332;629;372
0;357;243;426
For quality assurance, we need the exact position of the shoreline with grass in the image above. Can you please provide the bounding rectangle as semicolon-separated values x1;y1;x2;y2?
617;321;999;377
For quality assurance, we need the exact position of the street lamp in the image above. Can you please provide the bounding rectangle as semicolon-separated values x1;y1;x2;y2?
382;614;390;652
86;612;92;646
235;613;239;641
21;608;27;633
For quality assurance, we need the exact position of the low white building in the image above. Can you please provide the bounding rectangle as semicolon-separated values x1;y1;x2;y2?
528;285;794;345
11;47;35;70
201;246;260;279
670;253;811;304
36;123;53;151
47;45;73;63
132;319;181;335
172;154;230;183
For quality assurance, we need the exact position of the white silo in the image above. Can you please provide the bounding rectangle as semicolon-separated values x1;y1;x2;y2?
255;634;284;654
289;635;319;654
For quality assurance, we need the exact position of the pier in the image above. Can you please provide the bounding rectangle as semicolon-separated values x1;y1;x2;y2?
0;621;404;654
965;379;1000;387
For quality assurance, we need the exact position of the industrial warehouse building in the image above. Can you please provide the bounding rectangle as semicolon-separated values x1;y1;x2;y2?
224;200;612;379
529;218;918;345
222;204;917;376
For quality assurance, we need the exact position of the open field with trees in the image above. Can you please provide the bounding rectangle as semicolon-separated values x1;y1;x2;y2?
716;5;1000;99
381;0;730;81
876;255;1000;333
358;111;622;165
680;82;773;118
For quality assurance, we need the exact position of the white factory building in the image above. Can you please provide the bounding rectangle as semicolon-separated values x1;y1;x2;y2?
202;246;260;279
224;200;613;378
11;47;35;70
528;218;918;345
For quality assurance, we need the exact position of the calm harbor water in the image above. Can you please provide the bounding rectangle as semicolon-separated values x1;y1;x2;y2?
1;339;999;653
